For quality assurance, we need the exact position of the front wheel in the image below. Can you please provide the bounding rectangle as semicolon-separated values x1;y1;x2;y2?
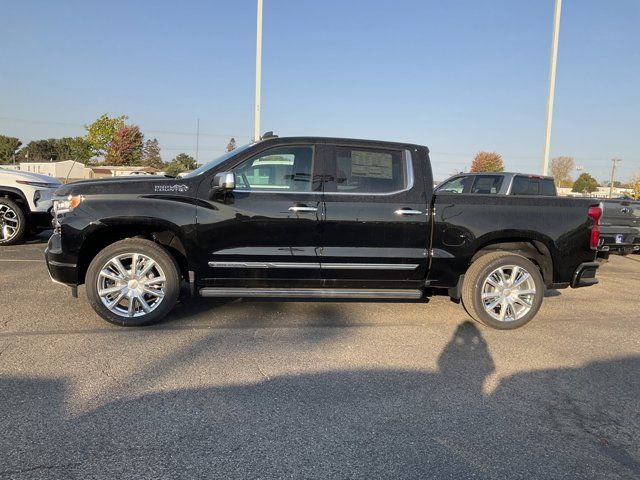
0;198;26;246
461;252;544;330
86;238;181;326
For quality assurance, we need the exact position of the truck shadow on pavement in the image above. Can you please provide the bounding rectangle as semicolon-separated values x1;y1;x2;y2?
1;322;638;479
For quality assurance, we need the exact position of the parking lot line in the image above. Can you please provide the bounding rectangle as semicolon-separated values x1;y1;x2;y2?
0;259;44;262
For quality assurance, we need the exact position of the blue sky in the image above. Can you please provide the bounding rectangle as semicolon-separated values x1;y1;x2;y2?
1;0;638;181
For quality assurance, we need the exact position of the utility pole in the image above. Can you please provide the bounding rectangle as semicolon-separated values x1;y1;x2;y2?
542;0;562;176
254;0;263;142
609;158;620;198
195;118;200;163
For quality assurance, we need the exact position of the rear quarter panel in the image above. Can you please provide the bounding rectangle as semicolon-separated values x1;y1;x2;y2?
429;194;596;287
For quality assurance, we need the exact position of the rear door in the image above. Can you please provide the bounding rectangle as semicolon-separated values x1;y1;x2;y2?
196;143;323;288
319;143;430;288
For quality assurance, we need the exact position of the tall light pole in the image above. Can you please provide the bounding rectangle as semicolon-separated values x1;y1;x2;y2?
609;158;620;198
254;0;264;142
542;0;563;176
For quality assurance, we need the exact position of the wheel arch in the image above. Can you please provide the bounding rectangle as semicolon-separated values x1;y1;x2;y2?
470;235;555;286
77;220;189;285
0;187;30;213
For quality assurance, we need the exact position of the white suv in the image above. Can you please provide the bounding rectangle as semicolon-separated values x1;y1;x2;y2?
0;168;61;245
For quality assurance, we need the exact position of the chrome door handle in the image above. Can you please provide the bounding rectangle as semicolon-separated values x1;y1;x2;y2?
394;208;423;216
289;205;318;213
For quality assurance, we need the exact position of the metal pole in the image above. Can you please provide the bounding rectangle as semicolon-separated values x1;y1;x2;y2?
543;0;562;176
195;118;200;163
254;0;263;142
609;158;620;198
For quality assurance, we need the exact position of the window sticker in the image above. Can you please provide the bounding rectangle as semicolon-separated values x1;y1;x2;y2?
351;151;393;179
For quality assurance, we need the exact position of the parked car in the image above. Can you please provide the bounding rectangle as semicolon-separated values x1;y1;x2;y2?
46;136;601;329
436;172;557;196
0;168;60;245
597;199;640;256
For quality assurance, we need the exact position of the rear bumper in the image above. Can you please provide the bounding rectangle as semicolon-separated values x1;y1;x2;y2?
598;226;640;252
571;261;599;288
44;232;78;286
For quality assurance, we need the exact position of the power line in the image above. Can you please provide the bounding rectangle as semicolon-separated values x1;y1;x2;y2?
0;116;250;139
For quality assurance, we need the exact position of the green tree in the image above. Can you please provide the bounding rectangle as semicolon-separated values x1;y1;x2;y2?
85;114;128;157
55;137;94;164
105;125;144;166
165;153;197;177
550;156;574;187
226;137;236;152
0;135;22;164
630;175;640;200
18;139;58;162
142;138;163;169
470;151;504;172
572;172;599;193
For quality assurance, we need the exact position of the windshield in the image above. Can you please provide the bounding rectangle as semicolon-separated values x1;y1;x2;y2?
183;143;253;178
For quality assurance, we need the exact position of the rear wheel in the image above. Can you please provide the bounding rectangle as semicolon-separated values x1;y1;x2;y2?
461;252;544;330
0;198;26;246
86;238;181;326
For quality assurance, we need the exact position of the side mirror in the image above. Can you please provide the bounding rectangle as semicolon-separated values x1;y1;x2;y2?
212;172;235;191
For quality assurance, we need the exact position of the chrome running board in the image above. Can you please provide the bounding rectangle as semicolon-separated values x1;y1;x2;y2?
198;288;423;299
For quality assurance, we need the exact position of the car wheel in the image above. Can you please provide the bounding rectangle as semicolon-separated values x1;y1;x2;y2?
461;252;544;330
0;198;26;246
86;238;181;326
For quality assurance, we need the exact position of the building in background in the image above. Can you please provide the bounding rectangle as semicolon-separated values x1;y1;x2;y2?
19;160;85;181
5;161;164;182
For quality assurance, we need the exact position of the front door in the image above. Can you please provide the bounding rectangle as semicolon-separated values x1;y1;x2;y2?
320;144;430;289
196;144;323;288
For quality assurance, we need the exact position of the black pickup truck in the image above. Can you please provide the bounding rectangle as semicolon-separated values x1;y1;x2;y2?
46;136;602;329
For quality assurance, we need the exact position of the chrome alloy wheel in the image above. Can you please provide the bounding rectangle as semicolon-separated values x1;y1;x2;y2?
480;265;537;323
97;253;166;318
0;204;20;242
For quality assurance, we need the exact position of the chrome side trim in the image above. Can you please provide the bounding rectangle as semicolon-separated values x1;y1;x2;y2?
199;288;423;299
322;263;418;270
208;261;418;270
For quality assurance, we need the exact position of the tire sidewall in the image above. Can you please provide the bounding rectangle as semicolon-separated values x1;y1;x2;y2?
470;254;544;330
0;198;26;246
86;240;180;326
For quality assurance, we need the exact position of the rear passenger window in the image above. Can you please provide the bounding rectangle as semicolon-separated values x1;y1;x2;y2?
471;175;503;194
331;147;406;194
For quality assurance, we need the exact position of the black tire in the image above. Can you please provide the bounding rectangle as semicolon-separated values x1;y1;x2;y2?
461;252;544;330
0;197;27;246
86;238;181;326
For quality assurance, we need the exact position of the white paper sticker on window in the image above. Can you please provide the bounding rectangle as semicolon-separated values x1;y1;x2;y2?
351;151;393;179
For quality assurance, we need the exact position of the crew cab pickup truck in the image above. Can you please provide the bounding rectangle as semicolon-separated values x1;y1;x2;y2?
45;136;602;329
597;199;640;256
436;172;557;196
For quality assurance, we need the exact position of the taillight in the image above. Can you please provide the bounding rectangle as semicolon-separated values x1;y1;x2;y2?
588;205;602;250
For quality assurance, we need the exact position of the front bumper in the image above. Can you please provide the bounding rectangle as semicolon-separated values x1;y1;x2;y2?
571;261;599;288
28;210;54;230
44;232;78;286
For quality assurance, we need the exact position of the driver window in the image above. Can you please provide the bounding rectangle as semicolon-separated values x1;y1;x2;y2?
234;146;315;192
436;175;473;194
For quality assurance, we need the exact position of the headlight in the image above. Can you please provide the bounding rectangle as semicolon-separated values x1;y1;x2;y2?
53;195;83;215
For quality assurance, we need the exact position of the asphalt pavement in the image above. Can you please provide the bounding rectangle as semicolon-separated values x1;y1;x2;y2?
0;233;639;479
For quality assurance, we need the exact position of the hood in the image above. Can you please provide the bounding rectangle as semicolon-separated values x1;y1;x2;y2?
54;175;196;197
0;168;62;185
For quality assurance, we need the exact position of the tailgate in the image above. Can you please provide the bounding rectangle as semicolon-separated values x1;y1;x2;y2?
600;201;640;228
